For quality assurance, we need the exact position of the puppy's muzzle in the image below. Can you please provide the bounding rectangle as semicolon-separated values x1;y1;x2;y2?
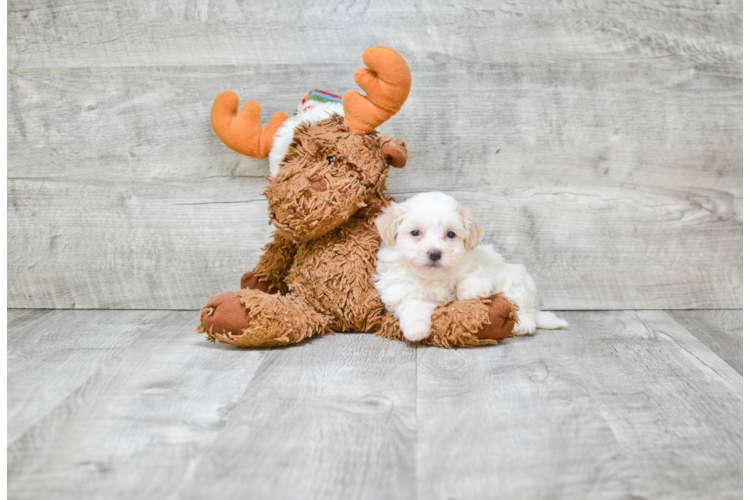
428;249;442;262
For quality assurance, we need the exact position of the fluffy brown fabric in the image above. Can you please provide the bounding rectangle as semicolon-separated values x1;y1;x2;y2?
264;115;394;243
240;271;278;294
198;115;394;345
251;233;297;294
199;289;329;348
197;114;518;348
376;294;518;348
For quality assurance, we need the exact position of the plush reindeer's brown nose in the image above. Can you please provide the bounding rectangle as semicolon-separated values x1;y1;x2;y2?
428;249;442;262
309;176;327;192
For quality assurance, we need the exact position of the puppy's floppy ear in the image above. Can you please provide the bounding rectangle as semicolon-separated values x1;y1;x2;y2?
375;203;404;245
460;207;484;250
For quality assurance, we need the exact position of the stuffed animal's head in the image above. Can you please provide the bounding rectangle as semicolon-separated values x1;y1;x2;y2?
210;46;411;243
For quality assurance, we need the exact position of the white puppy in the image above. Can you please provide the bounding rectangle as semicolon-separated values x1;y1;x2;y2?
374;191;567;342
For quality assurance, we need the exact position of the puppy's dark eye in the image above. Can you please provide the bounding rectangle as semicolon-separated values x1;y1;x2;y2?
447;231;456;239
411;230;421;237
326;155;337;164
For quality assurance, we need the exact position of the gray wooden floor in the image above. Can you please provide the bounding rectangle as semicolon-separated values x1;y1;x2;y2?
7;309;741;500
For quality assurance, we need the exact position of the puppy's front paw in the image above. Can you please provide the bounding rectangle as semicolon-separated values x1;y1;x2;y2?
513;315;537;336
400;316;432;342
457;277;495;301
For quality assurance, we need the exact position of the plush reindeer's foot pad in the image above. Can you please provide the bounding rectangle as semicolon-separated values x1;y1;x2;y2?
197;289;329;348
376;293;518;348
476;295;518;340
240;271;279;293
200;292;251;337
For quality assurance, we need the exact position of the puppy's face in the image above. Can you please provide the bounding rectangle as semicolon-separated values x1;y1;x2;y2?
376;192;484;279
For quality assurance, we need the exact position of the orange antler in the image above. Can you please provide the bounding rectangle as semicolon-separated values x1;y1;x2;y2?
343;46;411;134
210;91;289;158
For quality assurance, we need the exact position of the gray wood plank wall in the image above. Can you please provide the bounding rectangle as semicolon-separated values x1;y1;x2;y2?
7;0;742;310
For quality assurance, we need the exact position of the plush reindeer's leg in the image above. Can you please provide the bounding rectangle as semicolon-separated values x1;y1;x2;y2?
197;289;329;348
476;295;518;340
377;294;517;348
240;271;280;293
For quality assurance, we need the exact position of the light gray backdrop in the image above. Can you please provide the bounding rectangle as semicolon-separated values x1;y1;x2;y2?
7;0;742;310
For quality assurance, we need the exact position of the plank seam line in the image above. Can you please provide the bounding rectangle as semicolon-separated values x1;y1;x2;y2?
6;310;163;448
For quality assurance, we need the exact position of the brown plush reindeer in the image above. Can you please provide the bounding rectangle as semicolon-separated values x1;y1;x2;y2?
197;46;517;348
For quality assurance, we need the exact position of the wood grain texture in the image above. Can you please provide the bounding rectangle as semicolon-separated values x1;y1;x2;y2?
8;176;274;309
181;332;417;500
7;309;741;499
667;309;743;374
417;332;639;500
7;309;162;443
8;0;741;69
7;0;742;309
416;310;741;500
740;0;750;78
8;310;270;500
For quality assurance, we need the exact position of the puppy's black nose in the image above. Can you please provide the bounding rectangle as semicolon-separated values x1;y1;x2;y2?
428;249;442;262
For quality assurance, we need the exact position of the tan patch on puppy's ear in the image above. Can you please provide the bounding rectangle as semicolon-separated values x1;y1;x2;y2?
375;204;404;245
460;207;484;250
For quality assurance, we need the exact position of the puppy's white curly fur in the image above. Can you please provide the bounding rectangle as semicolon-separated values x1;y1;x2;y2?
456;276;494;301
374;192;567;341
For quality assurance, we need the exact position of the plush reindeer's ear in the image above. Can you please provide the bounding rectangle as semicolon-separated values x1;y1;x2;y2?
380;136;408;168
460;207;484;250
375;204;404;246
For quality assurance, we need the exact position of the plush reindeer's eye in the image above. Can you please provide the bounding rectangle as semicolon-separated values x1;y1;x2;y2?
326;155;337;164
411;230;421;237
447;231;456;239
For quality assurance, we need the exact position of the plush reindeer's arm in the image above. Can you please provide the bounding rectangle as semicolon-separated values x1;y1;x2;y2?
242;231;297;294
377;294;518;348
